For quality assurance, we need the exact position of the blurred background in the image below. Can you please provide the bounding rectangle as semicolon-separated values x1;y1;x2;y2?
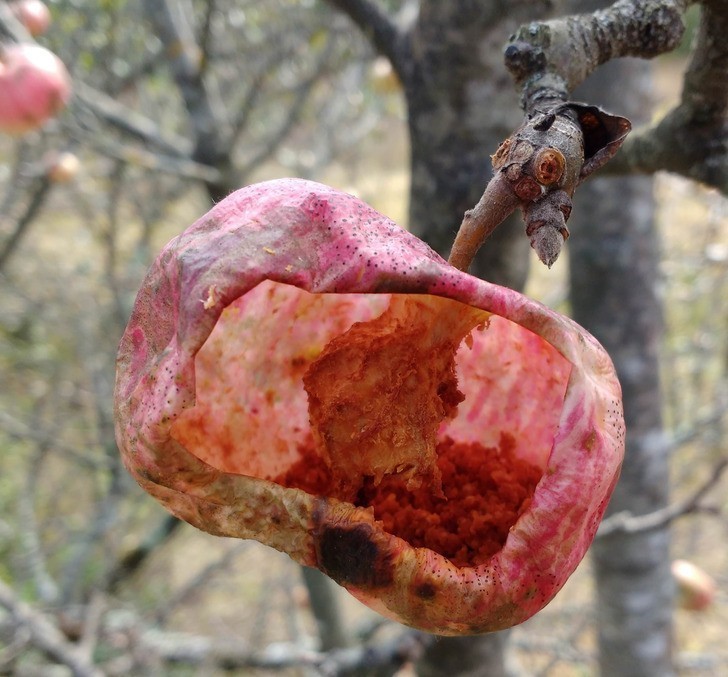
0;1;726;675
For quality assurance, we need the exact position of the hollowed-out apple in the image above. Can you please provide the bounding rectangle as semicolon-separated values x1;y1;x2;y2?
114;178;624;635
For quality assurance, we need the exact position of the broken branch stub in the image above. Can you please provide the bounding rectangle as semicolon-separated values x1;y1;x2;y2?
449;103;631;270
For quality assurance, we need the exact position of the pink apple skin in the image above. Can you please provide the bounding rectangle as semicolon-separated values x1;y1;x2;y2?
0;44;70;135
11;0;52;37
114;178;625;635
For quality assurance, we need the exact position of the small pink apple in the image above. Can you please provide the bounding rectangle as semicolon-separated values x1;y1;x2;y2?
0;43;71;135
10;0;52;37
672;559;717;611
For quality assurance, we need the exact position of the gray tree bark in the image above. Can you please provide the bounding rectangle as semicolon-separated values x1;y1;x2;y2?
568;52;674;676
326;2;560;672
300;566;351;651
415;633;515;677
402;1;554;288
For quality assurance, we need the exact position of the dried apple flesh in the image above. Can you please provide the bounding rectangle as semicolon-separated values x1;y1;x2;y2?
170;280;567;568
304;293;488;499
277;434;542;568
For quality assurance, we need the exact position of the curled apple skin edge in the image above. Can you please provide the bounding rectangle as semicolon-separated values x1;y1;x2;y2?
114;178;625;635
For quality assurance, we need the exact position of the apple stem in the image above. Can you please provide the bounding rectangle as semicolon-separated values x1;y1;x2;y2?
447;173;519;272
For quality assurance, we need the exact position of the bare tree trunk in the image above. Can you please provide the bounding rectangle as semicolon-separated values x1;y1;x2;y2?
416;633;514;677
402;1;554;288
300;566;351;651
143;0;239;202
402;3;551;673
568;55;674;675
326;2;558;672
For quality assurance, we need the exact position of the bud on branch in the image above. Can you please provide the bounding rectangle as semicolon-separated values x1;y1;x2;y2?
449;102;630;270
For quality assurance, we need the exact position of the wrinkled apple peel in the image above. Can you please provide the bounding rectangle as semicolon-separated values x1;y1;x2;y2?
115;178;625;635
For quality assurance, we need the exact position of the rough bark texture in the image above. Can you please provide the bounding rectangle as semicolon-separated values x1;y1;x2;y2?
300;567;351;651
333;0;685;669
567;51;673;675
416;633;513;677
507;0;686;109
503;0;727;194
401;1;555;287
616;0;728;191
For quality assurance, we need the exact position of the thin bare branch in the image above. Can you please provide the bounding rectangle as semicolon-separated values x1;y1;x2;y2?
614;0;728;192
17;439;59;604
671;401;728;447
597;457;728;537
228;41;310;148
130;624;432;675
144;0;229;170
0;579;103;677
0;8;191;161
505;0;688;111
58;465;125;607
326;0;407;74
88;136;222;184
0;3;32;41
153;541;249;623
0;179;51;274
238;38;337;179
105;514;182;593
448;174;520;271
77;593;105;665
196;0;217;77
0;410;106;470
73;82;192;159
0;622;31;671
